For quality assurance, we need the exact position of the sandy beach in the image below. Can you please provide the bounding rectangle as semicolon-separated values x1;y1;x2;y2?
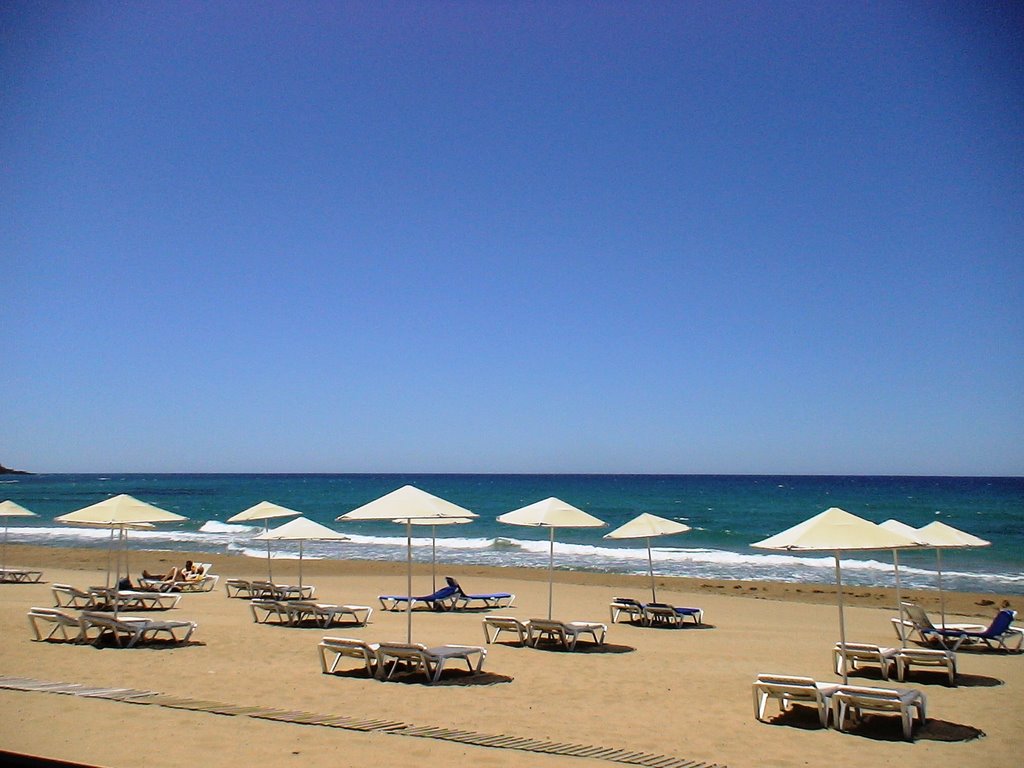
1;544;1020;768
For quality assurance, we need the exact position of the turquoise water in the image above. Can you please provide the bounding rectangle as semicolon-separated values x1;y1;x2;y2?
2;473;1021;594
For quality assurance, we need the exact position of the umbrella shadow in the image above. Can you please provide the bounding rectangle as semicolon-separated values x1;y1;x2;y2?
528;641;635;655
763;706;829;730
90;636;206;651
838;716;984;743
384;669;514;687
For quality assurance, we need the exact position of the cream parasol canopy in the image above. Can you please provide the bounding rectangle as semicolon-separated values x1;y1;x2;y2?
914;520;990;627
228;501;303;581
337;485;478;642
55;494;188;595
254;516;348;590
497;497;606;619
0;500;36;575
752;507;919;682
604;513;691;603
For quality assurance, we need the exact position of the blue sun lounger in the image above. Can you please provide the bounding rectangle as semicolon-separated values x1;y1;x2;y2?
922;609;1022;652
378;584;460;612
446;577;515;610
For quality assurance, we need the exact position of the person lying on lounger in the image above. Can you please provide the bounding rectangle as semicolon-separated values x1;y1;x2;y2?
143;560;198;583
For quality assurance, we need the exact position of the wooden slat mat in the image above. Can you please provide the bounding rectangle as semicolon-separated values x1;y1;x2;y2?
0;675;723;768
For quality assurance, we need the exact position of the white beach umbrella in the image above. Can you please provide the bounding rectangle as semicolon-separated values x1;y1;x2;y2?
336;485;478;642
254;516;348;590
55;494;188;608
0;500;36;575
403;516;476;592
228;501;303;582
497;497;606;620
604;513;691;603
752;507;919;683
915;521;990;628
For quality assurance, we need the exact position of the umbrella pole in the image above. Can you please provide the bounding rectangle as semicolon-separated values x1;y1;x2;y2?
298;541;304;590
265;520;273;582
835;552;848;684
548;528;554;620
2;522;8;573
406;520;413;644
432;525;437;593
937;549;946;628
893;550;905;647
647;537;656;603
106;529;115;588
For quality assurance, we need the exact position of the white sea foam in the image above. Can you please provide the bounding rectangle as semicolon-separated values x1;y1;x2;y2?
200;520;258;534
8;524;1022;593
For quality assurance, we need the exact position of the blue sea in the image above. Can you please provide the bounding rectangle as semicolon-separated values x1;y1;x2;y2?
2;474;1022;594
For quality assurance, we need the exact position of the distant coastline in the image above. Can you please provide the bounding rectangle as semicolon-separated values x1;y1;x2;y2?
0;464;30;475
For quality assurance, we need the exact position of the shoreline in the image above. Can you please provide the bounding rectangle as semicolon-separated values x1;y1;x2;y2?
3;542;1016;619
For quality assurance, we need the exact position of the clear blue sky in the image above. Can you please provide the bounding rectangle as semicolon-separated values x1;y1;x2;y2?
3;2;1022;475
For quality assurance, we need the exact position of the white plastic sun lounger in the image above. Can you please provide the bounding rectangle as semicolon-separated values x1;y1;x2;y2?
137;564;219;593
283;601;373;627
833;642;899;680
27;607;84;642
90;588;182;611
249;599;292;624
248;581;315;600
527;618;607;651
318;637;381;676
225;578;256;598
52;584;105;609
376;642;487;684
79;611;197;647
1;568;43;583
831;685;927;741
752;674;839;728
894;648;958;686
609;597;646;624
643;602;703;627
482;616;531;645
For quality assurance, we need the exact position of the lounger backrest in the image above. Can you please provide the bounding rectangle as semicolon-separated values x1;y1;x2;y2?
985;610;1016;636
613;597;643;607
902;602;935;630
445;576;463;592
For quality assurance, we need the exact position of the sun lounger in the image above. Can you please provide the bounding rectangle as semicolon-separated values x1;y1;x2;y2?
283;601;373;627
609;597;646;624
249;599;293;624
52;584;106;609
752;674;839;728
27;607;84;642
831;684;927;741
894;648;957;686
225;578;256;598
137;563;219;593
482;616;531;645
248;580;315;600
921;609;1022;652
833;642;898;680
376;641;487;684
892;601;985;646
1;568;43;583
527;618;607;651
378;584;460;612
444;577;515;610
79;611;196;647
643;602;703;627
89;587;181;611
318;637;380;676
